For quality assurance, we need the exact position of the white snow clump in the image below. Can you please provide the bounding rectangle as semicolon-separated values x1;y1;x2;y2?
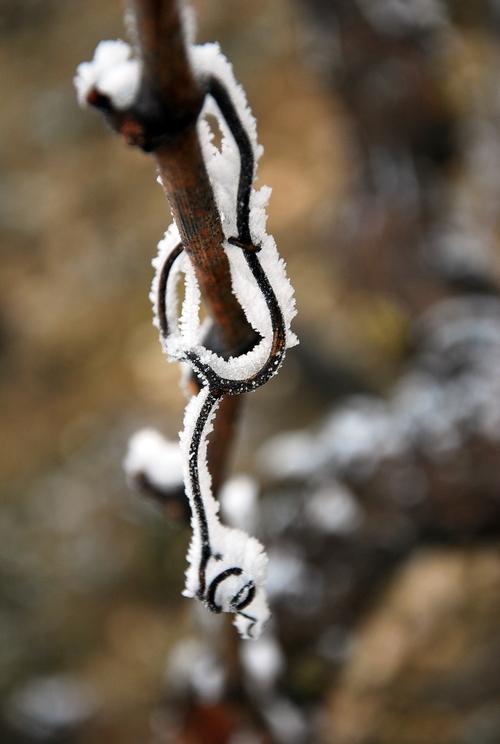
74;39;141;110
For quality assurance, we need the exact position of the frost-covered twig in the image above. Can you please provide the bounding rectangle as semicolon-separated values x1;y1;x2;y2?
75;2;296;638
74;1;255;506
149;45;296;638
75;0;251;351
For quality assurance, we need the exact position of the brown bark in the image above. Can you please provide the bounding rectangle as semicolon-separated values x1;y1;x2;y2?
154;130;251;351
128;0;252;351
86;0;254;497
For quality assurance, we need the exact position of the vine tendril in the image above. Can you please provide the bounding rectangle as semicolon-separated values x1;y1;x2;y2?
155;65;291;638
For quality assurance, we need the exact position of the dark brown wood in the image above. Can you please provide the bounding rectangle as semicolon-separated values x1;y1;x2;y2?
130;0;198;106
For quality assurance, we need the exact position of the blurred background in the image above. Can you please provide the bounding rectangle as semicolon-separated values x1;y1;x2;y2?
2;1;500;742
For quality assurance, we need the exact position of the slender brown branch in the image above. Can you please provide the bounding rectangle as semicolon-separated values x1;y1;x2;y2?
87;0;254;358
125;0;253;352
208;395;243;495
154;128;251;350
130;0;198;111
85;0;257;498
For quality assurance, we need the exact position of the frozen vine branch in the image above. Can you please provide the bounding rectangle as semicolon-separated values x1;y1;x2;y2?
75;0;250;349
77;0;253;499
75;0;297;638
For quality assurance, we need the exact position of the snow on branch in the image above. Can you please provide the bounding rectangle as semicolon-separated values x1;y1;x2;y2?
75;40;141;110
151;43;297;638
75;2;296;639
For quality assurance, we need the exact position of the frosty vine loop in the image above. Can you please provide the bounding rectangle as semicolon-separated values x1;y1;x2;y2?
156;71;287;397
153;42;297;639
157;243;287;395
153;69;291;638
76;30;297;639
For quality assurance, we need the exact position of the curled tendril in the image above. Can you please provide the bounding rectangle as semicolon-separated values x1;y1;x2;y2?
155;72;288;637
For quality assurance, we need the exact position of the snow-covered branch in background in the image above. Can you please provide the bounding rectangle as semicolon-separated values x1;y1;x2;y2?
76;29;296;639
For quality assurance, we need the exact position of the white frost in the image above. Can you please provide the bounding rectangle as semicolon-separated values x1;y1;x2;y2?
124;428;183;490
151;42;297;382
179;388;270;640
150;42;298;638
79;31;302;639
74;39;141;110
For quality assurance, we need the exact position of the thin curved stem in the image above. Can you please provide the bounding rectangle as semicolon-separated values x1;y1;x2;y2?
157;242;183;338
205;75;255;246
187;389;221;597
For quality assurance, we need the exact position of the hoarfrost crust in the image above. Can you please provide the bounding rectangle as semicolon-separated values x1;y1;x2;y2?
152;43;297;383
156;42;295;639
179;388;270;640
124;429;183;490
74;40;141;110
95;35;299;638
192;43;298;352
